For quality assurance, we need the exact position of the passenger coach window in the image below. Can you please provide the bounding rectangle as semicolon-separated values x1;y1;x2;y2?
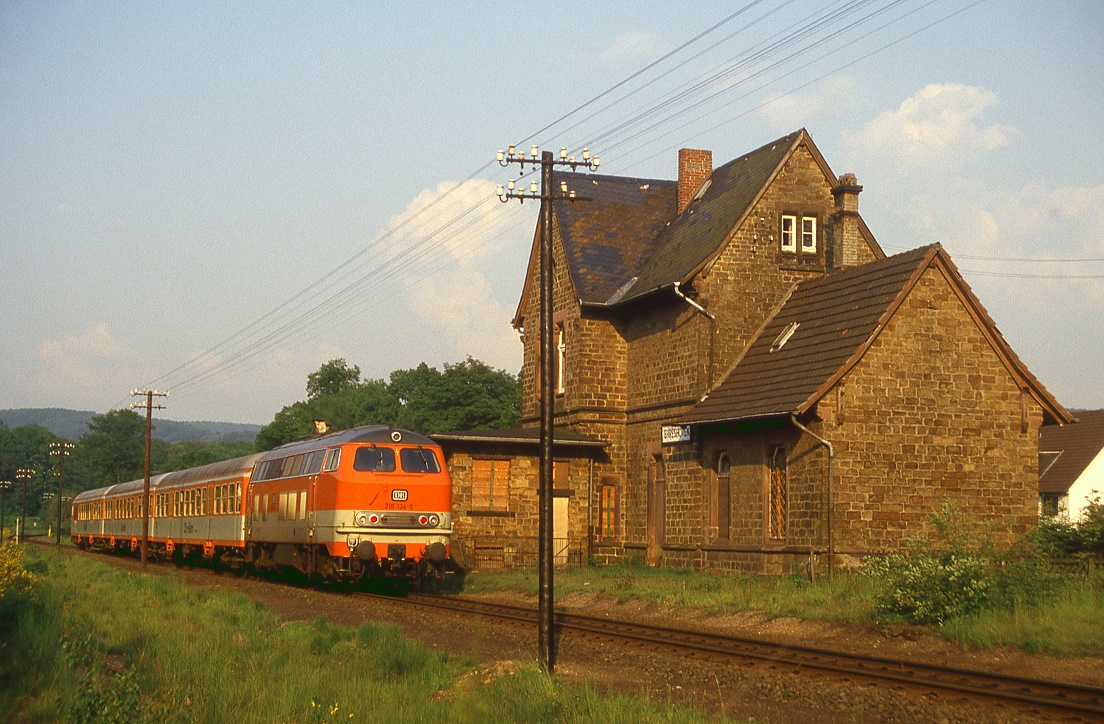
399;447;440;473
353;446;396;472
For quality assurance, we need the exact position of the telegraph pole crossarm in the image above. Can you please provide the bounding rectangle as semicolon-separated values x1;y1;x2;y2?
48;442;73;547
131;389;168;572
15;468;32;544
496;143;599;674
0;480;10;544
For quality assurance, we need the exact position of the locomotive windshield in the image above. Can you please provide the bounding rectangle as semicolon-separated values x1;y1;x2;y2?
399;447;441;473
353;446;396;472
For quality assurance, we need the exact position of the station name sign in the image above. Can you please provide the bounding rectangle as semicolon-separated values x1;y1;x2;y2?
661;424;692;444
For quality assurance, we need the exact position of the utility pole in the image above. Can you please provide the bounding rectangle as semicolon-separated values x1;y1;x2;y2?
0;480;10;544
16;468;32;544
131;389;168;571
496;144;599;673
49;442;73;547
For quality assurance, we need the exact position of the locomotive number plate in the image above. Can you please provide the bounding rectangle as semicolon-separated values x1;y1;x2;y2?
392;489;408;501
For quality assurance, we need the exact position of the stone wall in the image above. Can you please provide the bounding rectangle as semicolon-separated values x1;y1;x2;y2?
444;443;596;570
820;265;1042;552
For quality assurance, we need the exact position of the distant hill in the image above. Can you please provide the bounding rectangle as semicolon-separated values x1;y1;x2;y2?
0;408;260;444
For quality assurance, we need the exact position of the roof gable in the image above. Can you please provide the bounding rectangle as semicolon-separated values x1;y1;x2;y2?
682;245;1072;426
515;130;830;322
621;129;826;303
1039;409;1104;494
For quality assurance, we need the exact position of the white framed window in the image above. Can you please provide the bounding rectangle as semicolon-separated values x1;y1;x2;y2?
780;215;796;252
555;323;566;395
801;216;817;252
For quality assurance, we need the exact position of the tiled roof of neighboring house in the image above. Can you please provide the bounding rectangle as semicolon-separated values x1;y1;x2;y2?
621;130;805;304
681;245;1072;427
1039;409;1104;495
431;427;606;448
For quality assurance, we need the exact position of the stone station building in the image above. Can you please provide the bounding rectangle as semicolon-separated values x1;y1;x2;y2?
436;129;1071;574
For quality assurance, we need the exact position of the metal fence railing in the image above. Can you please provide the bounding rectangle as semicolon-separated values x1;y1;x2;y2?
452;536;585;572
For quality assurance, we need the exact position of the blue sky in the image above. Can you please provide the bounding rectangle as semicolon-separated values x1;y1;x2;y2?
2;1;1102;424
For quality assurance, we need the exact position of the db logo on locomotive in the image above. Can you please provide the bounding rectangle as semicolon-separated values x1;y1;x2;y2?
392;489;408;501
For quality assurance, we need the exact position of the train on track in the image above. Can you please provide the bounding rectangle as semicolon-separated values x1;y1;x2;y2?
70;425;462;588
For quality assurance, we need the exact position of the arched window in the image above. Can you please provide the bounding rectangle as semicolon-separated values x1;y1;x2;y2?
714;452;731;541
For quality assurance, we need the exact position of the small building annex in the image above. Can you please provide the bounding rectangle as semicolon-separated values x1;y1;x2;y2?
438;128;1071;574
1039;409;1104;521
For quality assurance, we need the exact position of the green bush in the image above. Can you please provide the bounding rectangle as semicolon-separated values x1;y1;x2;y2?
864;501;1064;625
864;544;992;624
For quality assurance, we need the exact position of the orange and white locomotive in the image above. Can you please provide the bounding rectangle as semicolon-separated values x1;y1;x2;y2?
71;425;460;586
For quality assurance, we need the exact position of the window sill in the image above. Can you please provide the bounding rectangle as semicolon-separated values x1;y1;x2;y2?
466;510;515;518
778;256;823;271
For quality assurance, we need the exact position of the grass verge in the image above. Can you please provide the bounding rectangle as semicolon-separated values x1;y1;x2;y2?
0;546;745;723
464;561;1104;657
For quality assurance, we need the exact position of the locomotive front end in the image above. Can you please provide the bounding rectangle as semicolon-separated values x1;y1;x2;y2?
322;428;460;585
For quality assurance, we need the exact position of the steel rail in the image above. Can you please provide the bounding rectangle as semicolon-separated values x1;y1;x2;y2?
364;591;1104;719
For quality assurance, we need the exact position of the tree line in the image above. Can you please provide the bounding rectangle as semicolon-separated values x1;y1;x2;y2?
0;357;521;513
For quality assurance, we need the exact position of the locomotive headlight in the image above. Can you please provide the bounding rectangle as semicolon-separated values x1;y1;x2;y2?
354;511;369;526
418;515;429;526
368;513;380;525
429;514;440;527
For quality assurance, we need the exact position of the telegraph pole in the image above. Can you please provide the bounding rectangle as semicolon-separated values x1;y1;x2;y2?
16;468;32;543
0;480;10;544
496;144;599;673
131;389;168;571
48;442;73;547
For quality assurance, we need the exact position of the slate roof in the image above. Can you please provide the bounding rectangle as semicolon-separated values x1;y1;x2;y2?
431;427;606;449
554;172;676;305
621;130;804;303
681;245;1072;426
517;130;811;323
1039;409;1104;495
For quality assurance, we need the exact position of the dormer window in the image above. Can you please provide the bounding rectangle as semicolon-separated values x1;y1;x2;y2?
780;214;817;254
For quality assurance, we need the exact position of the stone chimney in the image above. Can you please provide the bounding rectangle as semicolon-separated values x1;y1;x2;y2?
829;173;864;271
677;148;712;214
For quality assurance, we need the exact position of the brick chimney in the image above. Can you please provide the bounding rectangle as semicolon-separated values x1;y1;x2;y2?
829;173;863;271
677;148;712;214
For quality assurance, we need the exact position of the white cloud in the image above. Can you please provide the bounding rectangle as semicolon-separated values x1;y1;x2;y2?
592;30;671;66
842;83;1017;173
369;179;528;373
758;75;863;130
35;323;145;406
376;179;520;260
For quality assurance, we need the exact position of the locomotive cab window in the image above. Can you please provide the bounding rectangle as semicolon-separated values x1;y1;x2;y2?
400;447;440;474
353;446;396;472
323;448;341;472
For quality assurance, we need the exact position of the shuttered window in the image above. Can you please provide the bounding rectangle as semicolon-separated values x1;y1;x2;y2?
598;482;617;538
471;459;509;511
768;447;787;540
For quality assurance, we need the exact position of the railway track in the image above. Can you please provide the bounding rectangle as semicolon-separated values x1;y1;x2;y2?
38;542;1104;719
361;591;1104;721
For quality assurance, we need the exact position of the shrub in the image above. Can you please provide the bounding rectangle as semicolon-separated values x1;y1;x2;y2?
0;543;37;633
864;501;1063;625
864;543;992;624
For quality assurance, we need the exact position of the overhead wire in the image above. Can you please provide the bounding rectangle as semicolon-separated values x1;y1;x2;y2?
137;0;1000;409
